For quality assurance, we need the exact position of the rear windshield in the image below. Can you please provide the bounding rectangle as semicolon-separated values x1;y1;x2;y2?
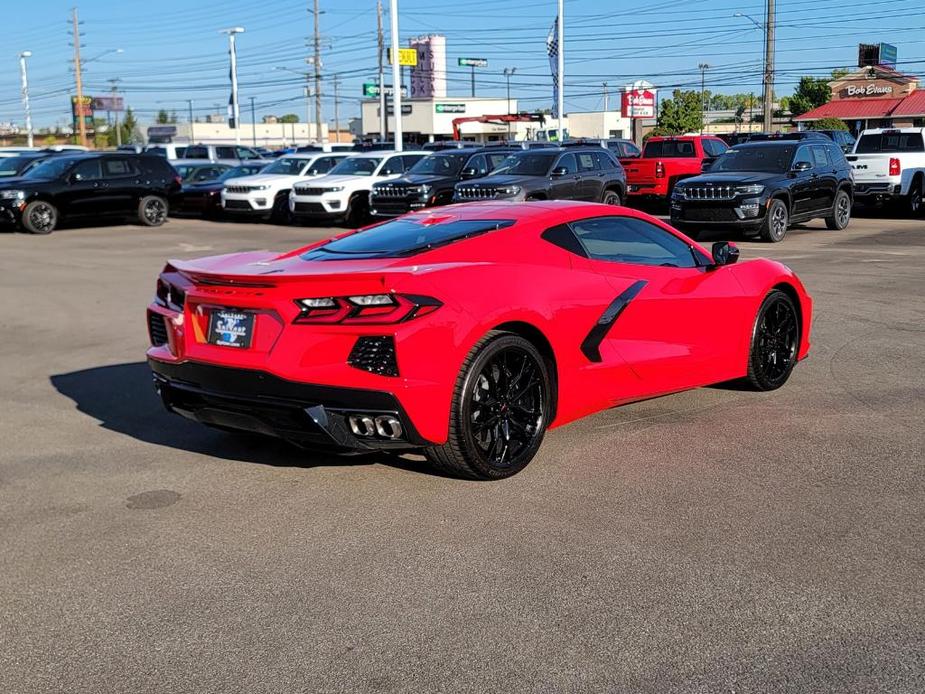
490;152;557;176
643;140;697;158
303;218;514;259
711;145;795;173
855;132;925;153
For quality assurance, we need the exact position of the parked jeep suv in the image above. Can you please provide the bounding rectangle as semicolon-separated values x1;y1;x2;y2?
369;147;516;218
670;140;854;242
0;152;181;234
453;147;626;204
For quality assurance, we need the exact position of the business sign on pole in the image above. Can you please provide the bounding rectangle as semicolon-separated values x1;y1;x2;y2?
879;43;898;69
362;83;407;98
70;96;95;133
388;47;418;67
621;80;656;119
435;103;466;114
91;95;124;112
458;57;488;68
382;104;413;116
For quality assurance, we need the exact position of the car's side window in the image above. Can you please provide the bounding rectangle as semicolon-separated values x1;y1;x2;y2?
577;152;597;172
380;156;403;175
216;146;236;160
467;154;488;176
622;142;641;158
594;151;618;170
811;145;829;168
703;139;727;157
401;155;425;171
793;145;813;168
103;158;136;178
308;156;338;175
71;159;102;181
486;153;509;170
569;216;699;268
185;146;208;159
827;144;847;167
236;147;258;160
556;153;578;175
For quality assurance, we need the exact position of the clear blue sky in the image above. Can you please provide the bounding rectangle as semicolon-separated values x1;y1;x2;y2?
2;0;923;130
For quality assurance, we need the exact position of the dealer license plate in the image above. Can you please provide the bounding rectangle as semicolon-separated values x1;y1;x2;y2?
208;310;254;349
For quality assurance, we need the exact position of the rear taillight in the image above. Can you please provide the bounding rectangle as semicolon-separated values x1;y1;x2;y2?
655;161;665;178
889;158;901;176
293;293;442;324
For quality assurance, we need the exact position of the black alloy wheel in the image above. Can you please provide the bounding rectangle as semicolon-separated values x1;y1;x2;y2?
138;196;168;226
907;183;923;217
761;198;788;242
826;190;851;230
425;332;551;480
602;189;622;206
21;200;58;234
746;290;800;391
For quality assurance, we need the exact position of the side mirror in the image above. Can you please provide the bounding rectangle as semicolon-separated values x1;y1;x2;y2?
68;172;80;184
460;167;479;179
791;161;812;173
551;166;568;177
711;241;740;267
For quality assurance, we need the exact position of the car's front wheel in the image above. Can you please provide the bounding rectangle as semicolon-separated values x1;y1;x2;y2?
760;198;788;242
138;195;168;226
425;331;552;480
745;289;800;391
21;200;58;234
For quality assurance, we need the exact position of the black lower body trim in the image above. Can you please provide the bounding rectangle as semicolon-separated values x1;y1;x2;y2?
148;359;430;451
580;280;647;362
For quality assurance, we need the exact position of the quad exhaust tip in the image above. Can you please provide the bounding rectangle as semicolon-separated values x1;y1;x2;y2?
348;414;403;440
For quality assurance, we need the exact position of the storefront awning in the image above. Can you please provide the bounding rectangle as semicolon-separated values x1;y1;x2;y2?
794;98;904;121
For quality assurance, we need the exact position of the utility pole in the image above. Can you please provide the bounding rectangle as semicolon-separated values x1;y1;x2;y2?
220;27;245;145
602;82;608;111
250;96;257;146
332;74;341;142
389;0;402;150
311;0;323;143
19;51;33;148
503;67;516;137
71;8;87;147
377;0;386;141
187;99;195;143
749;92;754;132
108;78;122;146
763;0;776;131
698;63;710;133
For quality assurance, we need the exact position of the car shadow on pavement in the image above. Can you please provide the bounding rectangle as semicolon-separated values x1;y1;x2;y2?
50;362;443;476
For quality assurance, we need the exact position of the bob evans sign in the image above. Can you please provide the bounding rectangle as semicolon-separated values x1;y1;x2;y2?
843;83;894;97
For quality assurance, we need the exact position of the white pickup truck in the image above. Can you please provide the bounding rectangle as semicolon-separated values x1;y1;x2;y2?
846;127;925;215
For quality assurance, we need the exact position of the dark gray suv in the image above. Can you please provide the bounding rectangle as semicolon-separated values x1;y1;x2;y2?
453;147;626;205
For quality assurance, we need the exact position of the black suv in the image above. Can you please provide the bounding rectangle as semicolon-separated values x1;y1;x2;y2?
369;147;517;217
0;152;180;234
453;147;626;204
670;140;853;242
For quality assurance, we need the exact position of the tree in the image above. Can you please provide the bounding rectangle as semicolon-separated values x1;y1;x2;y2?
155;109;170;124
811;117;849;131
114;107;139;145
831;68;850;80
789;76;832;117
650;89;702;136
278;113;300;123
169;110;178;124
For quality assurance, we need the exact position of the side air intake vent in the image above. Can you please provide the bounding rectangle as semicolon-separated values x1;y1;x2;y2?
148;311;169;347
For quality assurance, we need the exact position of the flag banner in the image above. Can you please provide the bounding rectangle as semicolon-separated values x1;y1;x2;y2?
546;17;559;118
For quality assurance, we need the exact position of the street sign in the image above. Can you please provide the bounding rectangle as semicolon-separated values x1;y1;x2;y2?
435;103;466;114
91;95;124;112
458;57;488;68
362;83;407;98
388;48;418;67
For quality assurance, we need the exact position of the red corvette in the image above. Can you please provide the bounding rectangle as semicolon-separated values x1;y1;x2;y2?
147;201;811;479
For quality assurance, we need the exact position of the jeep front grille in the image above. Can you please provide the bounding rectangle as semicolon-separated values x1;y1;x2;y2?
682;185;736;200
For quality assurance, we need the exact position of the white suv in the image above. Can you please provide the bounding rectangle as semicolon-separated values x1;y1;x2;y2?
221;152;348;222
289;150;427;226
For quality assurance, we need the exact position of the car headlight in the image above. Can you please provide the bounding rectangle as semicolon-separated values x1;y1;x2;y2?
0;190;25;200
421;184;433;196
735;184;765;195
324;186;345;193
671;187;686;199
497;185;521;197
253;185;270;191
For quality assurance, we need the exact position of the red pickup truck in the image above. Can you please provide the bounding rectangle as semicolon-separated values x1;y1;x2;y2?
624;135;729;200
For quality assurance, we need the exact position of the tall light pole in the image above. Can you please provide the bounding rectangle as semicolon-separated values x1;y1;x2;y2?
220;26;245;145
309;1;324;143
734;9;775;132
250;96;257;146
18;51;33;148
388;0;402;151
71;8;87;147
557;0;565;143
376;0;386;141
187;99;195;143
698;63;710;133
107;78;122;146
503;67;516;137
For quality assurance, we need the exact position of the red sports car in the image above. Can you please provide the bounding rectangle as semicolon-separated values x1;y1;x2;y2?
147;201;811;479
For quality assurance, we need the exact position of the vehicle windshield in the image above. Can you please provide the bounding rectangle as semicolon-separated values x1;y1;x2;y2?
23;157;74;180
855;132;925;153
0;156;36;177
490;153;557;176
408;153;467;176
219;164;265;181
329;157;381;176
262;157;308;175
643;140;697;158
709;146;795;173
174;164;198;179
303;218;515;259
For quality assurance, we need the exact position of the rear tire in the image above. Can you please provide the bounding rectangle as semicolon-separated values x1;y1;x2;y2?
424;331;552;480
21;200;58;234
825;189;851;230
905;179;923;217
602;189;622;206
745;290;800;391
760;198;788;242
138;196;168;227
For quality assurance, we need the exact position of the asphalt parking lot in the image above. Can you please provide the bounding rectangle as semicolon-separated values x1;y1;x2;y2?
1;212;923;693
